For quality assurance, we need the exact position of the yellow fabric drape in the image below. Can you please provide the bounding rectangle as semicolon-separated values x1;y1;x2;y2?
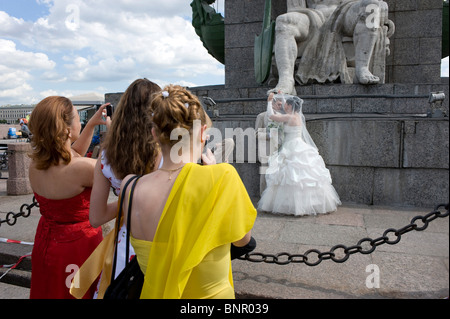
140;163;257;299
70;204;122;299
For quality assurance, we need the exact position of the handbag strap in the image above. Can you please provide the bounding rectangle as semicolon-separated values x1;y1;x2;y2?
125;175;141;266
111;175;140;282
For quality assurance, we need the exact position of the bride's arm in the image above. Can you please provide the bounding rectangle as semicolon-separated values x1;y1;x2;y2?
269;113;291;123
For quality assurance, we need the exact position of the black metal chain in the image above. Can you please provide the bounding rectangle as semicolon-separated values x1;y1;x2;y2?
238;203;449;266
0;150;11;171
1;198;449;267
0;197;39;228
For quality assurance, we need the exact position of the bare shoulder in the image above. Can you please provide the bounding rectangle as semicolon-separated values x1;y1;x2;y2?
71;156;96;173
120;174;139;194
69;157;96;187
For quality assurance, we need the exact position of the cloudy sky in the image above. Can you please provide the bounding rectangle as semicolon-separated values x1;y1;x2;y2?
0;0;225;106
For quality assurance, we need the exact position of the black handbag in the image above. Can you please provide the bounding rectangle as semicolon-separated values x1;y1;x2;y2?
104;175;144;299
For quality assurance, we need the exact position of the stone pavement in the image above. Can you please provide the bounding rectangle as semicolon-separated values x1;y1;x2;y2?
0;175;448;299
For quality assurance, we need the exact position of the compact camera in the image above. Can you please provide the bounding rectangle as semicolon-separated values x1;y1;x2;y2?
106;104;114;118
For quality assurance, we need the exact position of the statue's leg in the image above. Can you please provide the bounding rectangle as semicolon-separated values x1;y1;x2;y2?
344;1;382;85
270;12;310;95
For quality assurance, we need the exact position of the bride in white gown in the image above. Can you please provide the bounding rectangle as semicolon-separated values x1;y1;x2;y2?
258;93;341;216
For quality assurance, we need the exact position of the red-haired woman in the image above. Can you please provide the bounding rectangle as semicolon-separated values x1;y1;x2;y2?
28;96;106;299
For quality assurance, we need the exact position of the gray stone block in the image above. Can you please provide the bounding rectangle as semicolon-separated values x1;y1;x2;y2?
353;98;392;113
372;168;450;207
394;38;421;65
225;0;267;24
226;69;259;89
231;162;259;200
391;0;417;11
7;143;32;196
392;65;442;84
328;166;375;205
393;10;441;39
316;99;352;113
225;23;260;49
417;0;445;10
309;120;402;168
420;37;443;65
392;97;429;113
403;120;449;169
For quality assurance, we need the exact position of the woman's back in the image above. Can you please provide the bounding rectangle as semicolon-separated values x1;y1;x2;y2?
124;163;256;299
130;236;233;299
29;156;94;200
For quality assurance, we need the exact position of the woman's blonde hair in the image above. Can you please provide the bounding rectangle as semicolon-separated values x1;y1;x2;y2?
151;85;209;147
103;78;161;179
28;96;74;170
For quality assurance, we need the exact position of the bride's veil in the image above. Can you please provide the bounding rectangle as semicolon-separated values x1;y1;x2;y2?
273;93;318;150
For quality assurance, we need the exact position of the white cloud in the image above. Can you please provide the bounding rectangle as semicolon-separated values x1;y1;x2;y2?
0;39;55;70
0;1;225;105
39;89;59;98
0;39;57;103
0;11;29;35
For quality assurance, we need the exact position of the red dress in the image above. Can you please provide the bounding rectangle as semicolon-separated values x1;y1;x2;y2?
30;188;103;299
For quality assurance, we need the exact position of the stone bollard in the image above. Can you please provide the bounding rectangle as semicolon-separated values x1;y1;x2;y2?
7;143;33;196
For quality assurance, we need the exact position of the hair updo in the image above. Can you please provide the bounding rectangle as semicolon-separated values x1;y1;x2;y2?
285;96;304;113
150;85;209;146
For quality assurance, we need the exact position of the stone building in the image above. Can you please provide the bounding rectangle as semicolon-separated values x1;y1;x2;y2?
0;105;33;124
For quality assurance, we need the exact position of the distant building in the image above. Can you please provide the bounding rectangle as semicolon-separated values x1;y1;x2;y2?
0;92;105;125
0;105;34;124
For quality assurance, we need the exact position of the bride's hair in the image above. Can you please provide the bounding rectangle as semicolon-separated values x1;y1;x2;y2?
285;96;303;113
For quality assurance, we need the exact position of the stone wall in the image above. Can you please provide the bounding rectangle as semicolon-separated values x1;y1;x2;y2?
6;143;32;196
104;1;449;208
386;0;444;83
187;83;449;208
107;83;449;208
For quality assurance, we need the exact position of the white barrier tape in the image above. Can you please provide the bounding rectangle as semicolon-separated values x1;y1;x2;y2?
0;238;34;246
0;254;32;280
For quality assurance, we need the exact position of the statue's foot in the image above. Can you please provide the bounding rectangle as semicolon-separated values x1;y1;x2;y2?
356;67;380;85
267;81;297;96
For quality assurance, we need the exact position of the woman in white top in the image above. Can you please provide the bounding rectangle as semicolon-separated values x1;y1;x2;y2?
88;79;163;296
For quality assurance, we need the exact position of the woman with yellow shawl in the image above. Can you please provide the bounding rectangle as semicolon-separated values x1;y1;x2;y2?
121;85;257;299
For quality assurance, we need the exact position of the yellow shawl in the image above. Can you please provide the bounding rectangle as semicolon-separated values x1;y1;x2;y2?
69;204;120;299
140;163;256;299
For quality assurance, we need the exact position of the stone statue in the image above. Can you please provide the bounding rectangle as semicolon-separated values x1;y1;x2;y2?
271;0;395;95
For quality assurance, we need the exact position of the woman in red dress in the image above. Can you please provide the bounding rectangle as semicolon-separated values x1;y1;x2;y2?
28;96;107;299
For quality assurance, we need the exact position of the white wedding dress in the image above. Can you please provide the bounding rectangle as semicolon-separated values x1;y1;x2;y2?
258;125;341;216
